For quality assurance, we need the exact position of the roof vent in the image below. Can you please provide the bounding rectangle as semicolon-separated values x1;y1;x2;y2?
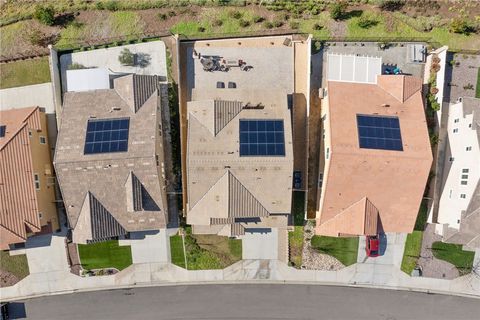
381;104;390;108
111;107;121;112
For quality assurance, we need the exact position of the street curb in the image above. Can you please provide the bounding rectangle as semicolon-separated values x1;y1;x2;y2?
3;279;479;302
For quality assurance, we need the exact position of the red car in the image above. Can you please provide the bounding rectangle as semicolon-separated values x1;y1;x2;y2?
366;235;380;257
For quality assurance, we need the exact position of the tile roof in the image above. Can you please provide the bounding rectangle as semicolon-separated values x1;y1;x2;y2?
54;75;168;243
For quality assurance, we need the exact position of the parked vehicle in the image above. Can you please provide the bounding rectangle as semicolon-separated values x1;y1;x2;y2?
365;235;379;257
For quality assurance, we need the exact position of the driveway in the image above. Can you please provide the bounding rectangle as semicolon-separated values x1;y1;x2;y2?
241;228;278;260
118;229;176;264
357;233;407;267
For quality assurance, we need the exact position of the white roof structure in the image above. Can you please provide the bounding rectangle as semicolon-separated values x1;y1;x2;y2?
327;54;382;84
66;68;110;92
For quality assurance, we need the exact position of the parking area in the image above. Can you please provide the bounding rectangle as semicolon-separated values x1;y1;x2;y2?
118;229;175;264
357;233;407;267
59;41;168;93
318;42;425;88
184;36;294;101
241;228;279;260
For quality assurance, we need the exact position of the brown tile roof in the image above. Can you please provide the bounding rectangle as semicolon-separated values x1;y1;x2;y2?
0;107;42;249
317;75;432;236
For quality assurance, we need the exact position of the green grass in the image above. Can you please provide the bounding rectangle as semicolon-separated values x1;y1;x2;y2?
169;235;186;269
476;68;480;99
311;235;359;266
0;57;50;89
0;250;30;282
288;226;304;268
400;231;423;275
77;240;132;271
182;228;242;270
292;191;306;226
414;200;429;232
431;241;475;275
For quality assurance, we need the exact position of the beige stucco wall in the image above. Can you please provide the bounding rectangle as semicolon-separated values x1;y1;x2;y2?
30;112;59;231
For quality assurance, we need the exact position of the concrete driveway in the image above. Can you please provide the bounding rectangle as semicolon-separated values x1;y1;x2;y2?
119;229;176;264
241;228;278;260
357;233;407;267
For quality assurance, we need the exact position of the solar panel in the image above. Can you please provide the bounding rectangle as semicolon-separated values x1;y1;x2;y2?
239;119;285;156
84;118;130;155
357;115;403;151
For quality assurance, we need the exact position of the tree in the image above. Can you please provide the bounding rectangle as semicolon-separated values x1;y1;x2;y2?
330;2;347;20
33;5;55;26
118;48;135;66
449;18;474;35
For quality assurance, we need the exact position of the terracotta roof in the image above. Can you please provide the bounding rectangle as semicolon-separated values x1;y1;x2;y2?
317;75;432;236
0;107;42;249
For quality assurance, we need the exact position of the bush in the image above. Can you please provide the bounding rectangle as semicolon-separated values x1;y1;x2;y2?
377;0;405;11
168;11;176;17
239;19;250;28
229;10;242;19
272;20;284;28
33;5;55;26
253;15;264;23
330;2;347;20
450;18;474;34
213;19;223;26
430;87;439;95
158;13;167;21
263;21;274;29
198;26;206;33
313;23;323;30
25;29;45;46
289;21;299;29
357;14;378;29
118;48;135;66
104;1;119;11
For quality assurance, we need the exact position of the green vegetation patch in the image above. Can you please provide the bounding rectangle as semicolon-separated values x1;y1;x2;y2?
476;68;480;99
0;57;50;89
289;226;304;268
78;240;132;271
183;228;242;270
292;191;306;226
170;235;186;269
0;250;30;282
311;235;359;266
431;241;475;275
414;200;429;231
400;231;423;275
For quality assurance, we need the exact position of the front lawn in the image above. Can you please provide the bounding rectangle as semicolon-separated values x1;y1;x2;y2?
170;235;186;269
77;240;132;271
476;68;480;99
310;235;359;266
0;57;50;89
431;241;475;275
401;231;423;275
288;226;304;268
0;250;30;287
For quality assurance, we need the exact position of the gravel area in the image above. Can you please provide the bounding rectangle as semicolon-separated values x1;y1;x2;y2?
0;269;20;288
417;224;459;279
444;53;480;103
301;222;344;271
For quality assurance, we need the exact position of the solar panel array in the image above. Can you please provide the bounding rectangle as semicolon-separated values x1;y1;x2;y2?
84;118;130;155
357;115;403;151
239;119;285;156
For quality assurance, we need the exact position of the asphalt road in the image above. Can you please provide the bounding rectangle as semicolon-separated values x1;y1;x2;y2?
8;284;480;320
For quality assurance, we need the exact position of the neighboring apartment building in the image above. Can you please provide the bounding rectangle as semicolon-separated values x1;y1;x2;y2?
186;91;294;237
54;72;169;244
316;54;432;237
436;97;480;248
0;107;58;250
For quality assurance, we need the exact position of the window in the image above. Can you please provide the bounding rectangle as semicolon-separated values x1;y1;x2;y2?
461;174;468;179
29;131;32;137
466;146;472;151
449;157;454;162
0;125;5;137
453;128;458;133
39;136;46;144
326;147;330;160
460;194;466;199
469;123;473;128
356;115;403;151
461;180;468;185
454;118;459;123
34;174;40;190
84;118;130;155
38;212;43;219
462;169;469;173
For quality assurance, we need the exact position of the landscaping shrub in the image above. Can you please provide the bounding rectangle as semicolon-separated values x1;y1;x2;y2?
229;10;243;19
313;23;324;30
357;14;378;29
450;18;474;35
329;2;347;20
168;11;176;17
213;19;223;26
272;20;284;28
118;48;135;66
253;15;264;23
377;0;405;11
289;21;299;29
239;19;250;28
104;0;120;11
33;5;55;26
158;13;167;21
25;29;45;46
198;26;206;32
263;21;274;29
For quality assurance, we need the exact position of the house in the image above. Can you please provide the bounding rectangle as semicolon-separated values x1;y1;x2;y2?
186;90;294;237
316;54;432;237
54;73;169;244
0;107;58;250
436;97;480;248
